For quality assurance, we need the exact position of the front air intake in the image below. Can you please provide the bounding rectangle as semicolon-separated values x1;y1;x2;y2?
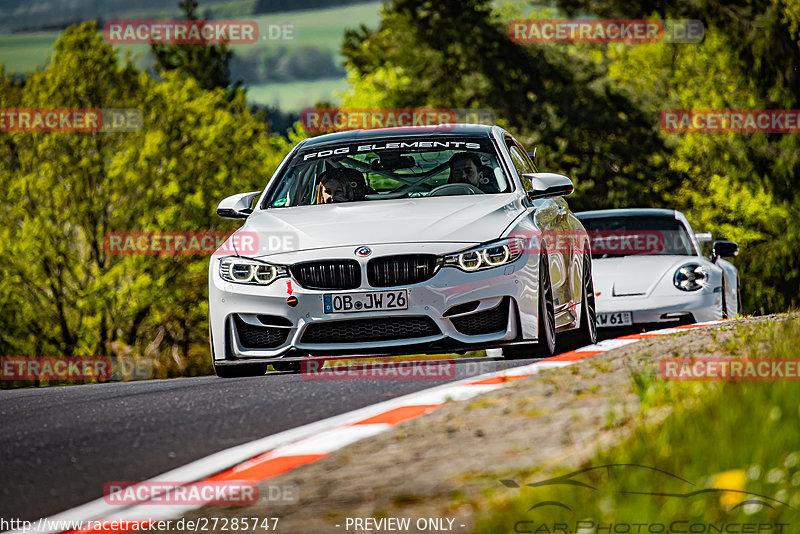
290;260;361;290
367;255;439;287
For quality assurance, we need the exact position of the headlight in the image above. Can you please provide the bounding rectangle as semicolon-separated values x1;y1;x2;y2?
219;257;288;285
443;238;525;272
673;263;708;291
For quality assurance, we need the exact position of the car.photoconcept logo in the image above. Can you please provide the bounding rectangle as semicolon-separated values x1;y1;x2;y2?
499;463;792;512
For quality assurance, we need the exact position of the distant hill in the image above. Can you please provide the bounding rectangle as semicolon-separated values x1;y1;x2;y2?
4;0;170;32
253;0;373;14
0;0;374;34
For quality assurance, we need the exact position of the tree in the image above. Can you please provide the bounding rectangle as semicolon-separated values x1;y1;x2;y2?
556;0;800;114
341;0;680;209
0;22;298;379
596;7;800;313
338;0;800;313
150;0;241;98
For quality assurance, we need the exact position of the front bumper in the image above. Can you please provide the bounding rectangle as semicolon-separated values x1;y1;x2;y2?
209;245;540;363
596;288;722;326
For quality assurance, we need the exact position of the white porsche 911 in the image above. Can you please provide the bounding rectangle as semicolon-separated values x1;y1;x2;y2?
575;208;740;330
208;124;597;377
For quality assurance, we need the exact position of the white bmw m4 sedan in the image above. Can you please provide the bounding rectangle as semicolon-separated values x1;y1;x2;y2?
209;125;596;376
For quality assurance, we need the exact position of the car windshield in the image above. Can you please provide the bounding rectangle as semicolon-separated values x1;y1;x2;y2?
577;215;696;258
263;136;512;208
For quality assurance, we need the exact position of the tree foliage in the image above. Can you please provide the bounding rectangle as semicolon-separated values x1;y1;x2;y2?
1;0;798;386
557;0;800;109
595;4;800;314
0;22;298;377
341;0;679;210
339;0;799;313
151;0;240;97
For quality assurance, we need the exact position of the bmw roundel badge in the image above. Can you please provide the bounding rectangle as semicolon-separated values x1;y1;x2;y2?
355;246;372;257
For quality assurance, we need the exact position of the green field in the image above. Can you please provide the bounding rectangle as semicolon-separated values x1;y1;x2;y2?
0;1;381;108
0;32;64;74
237;2;382;108
0;2;382;69
0;31;153;74
233;2;381;57
244;77;350;109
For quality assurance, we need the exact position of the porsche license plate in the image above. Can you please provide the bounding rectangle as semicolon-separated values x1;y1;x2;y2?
323;290;408;313
597;312;633;327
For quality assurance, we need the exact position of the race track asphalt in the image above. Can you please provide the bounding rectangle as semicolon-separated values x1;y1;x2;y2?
0;353;554;522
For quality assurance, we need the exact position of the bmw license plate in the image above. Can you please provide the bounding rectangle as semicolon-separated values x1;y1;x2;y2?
597;312;633;327
323;290;408;313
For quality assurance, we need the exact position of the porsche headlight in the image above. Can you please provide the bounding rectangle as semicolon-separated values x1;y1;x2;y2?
219;257;288;285
673;263;708;291
443;238;525;272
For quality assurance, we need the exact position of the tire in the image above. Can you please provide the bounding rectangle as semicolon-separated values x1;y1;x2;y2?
213;362;268;378
503;252;556;359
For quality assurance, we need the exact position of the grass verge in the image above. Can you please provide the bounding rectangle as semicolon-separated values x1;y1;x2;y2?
474;317;800;533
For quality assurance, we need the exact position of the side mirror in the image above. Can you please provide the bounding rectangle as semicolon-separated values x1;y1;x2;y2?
217;191;261;219
711;240;739;263
695;232;713;242
522;173;574;200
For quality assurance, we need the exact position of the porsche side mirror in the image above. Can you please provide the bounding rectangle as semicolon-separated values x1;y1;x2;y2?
522;173;574;200
217;191;261;219
711;240;739;263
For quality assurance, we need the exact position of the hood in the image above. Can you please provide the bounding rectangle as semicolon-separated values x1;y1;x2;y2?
238;194;524;257
592;255;702;297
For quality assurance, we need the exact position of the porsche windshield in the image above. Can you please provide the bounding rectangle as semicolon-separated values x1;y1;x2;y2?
578;215;696;257
263;137;512;208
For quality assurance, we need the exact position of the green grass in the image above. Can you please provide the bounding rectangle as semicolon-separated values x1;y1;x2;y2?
475;318;800;532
